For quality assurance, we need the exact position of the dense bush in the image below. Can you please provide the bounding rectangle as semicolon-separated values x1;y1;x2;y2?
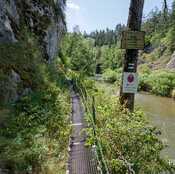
102;69;118;83
100;46;124;71
139;69;175;97
0;81;70;173
138;64;152;92
0;28;71;173
161;27;175;53
86;90;175;174
102;68;121;84
61;33;95;76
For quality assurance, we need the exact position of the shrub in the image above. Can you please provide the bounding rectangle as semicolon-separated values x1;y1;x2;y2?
139;70;175;97
61;33;95;76
150;33;163;48
86;90;175;174
0;51;71;173
0;82;70;173
0;29;45;89
100;47;124;70
102;69;121;83
138;64;151;74
139;73;151;92
161;27;175;53
138;64;152;92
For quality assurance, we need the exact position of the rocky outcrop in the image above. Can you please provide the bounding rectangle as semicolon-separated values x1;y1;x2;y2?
167;51;175;70
0;0;66;104
0;69;32;104
0;0;19;43
0;0;66;61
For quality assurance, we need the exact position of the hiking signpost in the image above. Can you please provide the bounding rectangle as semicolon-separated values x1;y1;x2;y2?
120;0;145;111
121;31;145;50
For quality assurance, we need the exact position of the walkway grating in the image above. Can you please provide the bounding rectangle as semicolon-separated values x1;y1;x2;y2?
68;93;100;174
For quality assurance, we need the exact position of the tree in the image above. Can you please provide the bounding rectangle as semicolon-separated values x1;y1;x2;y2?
164;0;168;13
73;25;81;34
120;0;145;111
171;0;175;23
61;33;95;75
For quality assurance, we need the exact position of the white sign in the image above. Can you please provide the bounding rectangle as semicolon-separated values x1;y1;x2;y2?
123;72;138;93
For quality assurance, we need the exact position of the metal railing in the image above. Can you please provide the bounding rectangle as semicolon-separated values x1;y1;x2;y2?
75;81;110;174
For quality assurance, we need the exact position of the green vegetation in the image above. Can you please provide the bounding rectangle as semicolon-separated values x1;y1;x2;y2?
0;29;70;173
85;24;125;46
85;88;175;174
139;67;175;97
61;33;95;75
0;30;44;90
83;1;175;98
99;46;124;71
1;0;175;173
102;68;121;84
102;69;118;83
0;83;70;173
141;1;175;64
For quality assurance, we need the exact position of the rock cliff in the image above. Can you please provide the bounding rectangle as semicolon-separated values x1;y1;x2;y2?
0;0;66;60
0;0;66;104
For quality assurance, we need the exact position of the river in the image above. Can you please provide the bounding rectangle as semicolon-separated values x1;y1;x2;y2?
135;93;175;161
96;81;175;161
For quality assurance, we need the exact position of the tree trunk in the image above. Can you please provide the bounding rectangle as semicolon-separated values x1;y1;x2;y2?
120;0;144;111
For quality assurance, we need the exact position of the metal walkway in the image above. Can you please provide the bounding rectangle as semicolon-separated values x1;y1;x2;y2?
68;93;100;174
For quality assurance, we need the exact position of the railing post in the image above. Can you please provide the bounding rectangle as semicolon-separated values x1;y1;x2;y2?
92;96;96;124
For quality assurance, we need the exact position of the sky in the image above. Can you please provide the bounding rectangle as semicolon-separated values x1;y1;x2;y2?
66;0;174;33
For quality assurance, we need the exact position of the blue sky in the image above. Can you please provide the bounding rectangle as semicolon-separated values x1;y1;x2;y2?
66;0;174;33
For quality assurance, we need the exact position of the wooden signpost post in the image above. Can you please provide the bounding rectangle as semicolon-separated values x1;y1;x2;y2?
120;0;145;112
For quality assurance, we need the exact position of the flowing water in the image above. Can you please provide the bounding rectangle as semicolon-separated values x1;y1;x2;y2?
135;93;175;161
96;81;175;161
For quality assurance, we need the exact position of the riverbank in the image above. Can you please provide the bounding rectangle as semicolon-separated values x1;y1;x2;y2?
86;80;175;173
96;81;175;162
138;68;175;98
99;68;175;99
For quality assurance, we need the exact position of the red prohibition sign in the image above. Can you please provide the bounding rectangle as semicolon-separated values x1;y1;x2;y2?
127;74;134;83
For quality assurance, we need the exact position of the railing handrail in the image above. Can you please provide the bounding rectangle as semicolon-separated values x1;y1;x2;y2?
76;81;110;174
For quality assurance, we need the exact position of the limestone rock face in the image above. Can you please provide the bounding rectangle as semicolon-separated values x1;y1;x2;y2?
167;51;175;70
0;0;66;60
45;23;64;62
0;0;19;43
0;70;22;104
0;0;66;104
